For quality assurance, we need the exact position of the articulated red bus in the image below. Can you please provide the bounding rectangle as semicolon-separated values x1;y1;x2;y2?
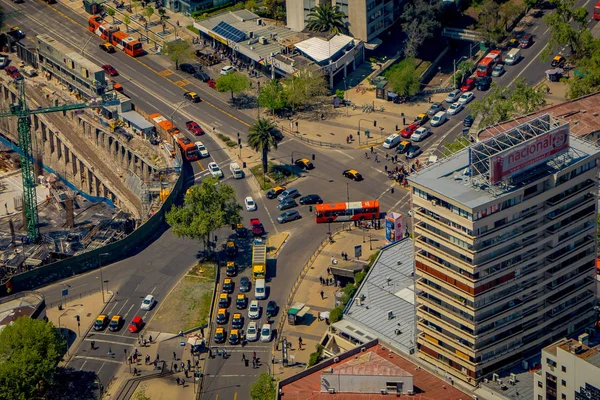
315;200;379;223
88;16;143;57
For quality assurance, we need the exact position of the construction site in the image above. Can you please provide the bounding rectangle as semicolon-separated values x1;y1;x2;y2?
0;35;180;292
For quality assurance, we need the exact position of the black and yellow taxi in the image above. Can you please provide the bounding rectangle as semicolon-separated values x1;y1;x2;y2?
294;158;315;170
216;308;229;325
94;314;109;331
214;327;226;343
342;169;363;181
218;293;230;308
235;223;247;238
551;55;566;68
229;329;241;345
232;313;244;329
396;140;411;154
226;241;237;257
222;278;234;294
108;315;123;332
266;186;286;199
236;294;247;309
414;113;429;126
226;261;237;277
184;91;201;103
99;43;116;53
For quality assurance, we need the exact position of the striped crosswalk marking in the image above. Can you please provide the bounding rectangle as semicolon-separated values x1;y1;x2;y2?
158;69;174;77
174;80;191;87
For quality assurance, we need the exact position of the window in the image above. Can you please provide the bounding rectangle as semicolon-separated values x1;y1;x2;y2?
538;396;543;400
547;358;557;368
561;394;566;400
561;365;566;373
538;381;543;388
562;379;566;387
524;185;538;197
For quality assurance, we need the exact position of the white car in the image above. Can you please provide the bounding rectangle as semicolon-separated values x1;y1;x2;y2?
411;127;431;142
260;323;272;342
195;141;209;158
220;65;236;76
458;91;475;105
208;162;223;178
141;294;156;311
445;89;461;103
447;102;464;116
492;64;505;77
245;196;257;211
246;321;258;341
248;300;260;319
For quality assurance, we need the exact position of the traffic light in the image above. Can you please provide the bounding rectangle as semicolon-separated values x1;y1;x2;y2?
5;281;12;293
76;315;80;322
373;121;377;127
312;154;315;161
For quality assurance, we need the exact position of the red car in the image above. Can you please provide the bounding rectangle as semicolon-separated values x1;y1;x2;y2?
128;316;144;333
460;78;476;92
400;123;419;139
5;66;22;81
102;64;119;76
186;120;204;135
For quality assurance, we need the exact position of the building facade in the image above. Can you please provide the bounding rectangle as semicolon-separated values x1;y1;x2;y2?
286;0;402;44
408;114;599;385
534;338;600;400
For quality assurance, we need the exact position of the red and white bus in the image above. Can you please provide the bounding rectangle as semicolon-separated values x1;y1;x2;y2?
315;200;380;223
594;1;600;20
476;50;502;77
88;16;143;57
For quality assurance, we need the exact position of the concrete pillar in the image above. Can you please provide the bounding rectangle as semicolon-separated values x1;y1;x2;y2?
48;130;55;154
87;169;94;194
94;176;101;196
71;154;77;176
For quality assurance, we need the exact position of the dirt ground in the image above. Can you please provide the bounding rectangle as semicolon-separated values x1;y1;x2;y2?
147;262;216;333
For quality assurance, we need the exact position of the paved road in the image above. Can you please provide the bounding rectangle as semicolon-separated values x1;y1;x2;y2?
4;0;598;397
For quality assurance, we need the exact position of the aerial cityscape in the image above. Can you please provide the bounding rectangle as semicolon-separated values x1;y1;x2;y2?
0;0;600;399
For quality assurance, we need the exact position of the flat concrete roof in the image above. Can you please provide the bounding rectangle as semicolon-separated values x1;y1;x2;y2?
408;133;600;209
0;292;45;329
36;34;103;75
295;34;355;63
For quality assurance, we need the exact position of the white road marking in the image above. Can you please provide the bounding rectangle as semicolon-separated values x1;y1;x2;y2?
79;360;88;371
114;299;130;316
150;286;157;294
72;356;123;364
84;338;134;346
377;185;395;200
277;139;293;146
335;149;355;160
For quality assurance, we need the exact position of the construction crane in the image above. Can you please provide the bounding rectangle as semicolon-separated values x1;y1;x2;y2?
0;80;119;242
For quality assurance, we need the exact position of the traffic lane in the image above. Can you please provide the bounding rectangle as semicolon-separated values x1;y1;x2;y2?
67;357;122;388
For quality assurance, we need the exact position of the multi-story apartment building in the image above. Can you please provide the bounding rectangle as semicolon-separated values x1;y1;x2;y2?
534;338;600;400
286;0;402;44
408;114;599;385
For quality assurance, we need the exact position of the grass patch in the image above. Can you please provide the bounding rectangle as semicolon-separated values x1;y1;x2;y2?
440;135;472;157
180;279;213;331
250;162;300;191
186;25;199;35
216;133;238;148
382;58;431;80
189;261;216;281
250;164;273;191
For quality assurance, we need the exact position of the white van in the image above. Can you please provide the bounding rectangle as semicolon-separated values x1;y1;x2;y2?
255;279;266;300
383;133;401;149
229;163;243;179
430;111;447;127
505;48;521;65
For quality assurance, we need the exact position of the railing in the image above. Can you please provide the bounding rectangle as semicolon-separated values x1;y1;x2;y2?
277;123;347;149
47;287;102;309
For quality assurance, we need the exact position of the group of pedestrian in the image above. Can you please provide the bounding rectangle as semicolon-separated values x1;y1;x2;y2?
319;276;335;286
341;251;349;261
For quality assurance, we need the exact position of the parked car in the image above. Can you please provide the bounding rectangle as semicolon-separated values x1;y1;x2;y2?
216;308;229;325
266;186;286;199
460;78;476;92
278;198;298;210
214;328;226;343
229;329;240;345
180;63;196;73
476;76;492;91
551;55;566;68
277;188;300;201
405;145;423;159
463;115;474;127
245;196;257;211
277;210;301;223
492;64;505;77
447;102;464;116
299;194;323;205
140;294;156;311
208;162;223;178
246;321;259;341
108;315;123;332
411;127;431;142
231;313;244;329
236;294;247;309
193;71;211;82
414;113;429;125
266;301;278;317
0;55;8;69
220;66;236;75
445;89;461;104
94;314;109;331
458;92;475;105
260;323;272;342
427;102;444;116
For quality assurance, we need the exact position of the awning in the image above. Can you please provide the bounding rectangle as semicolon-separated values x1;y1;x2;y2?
364;38;383;51
121;111;153;131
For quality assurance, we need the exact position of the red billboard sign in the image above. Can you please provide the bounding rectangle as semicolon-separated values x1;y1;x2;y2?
489;125;570;184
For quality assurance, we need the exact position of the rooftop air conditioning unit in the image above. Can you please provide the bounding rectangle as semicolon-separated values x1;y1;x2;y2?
380;389;387;395
248;31;254;38
407;389;414;395
328;388;335;394
257;19;263;25
492;373;499;382
259;36;268;45
334;357;339;362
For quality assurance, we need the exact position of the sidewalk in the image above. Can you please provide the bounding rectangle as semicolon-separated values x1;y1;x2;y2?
274;226;386;379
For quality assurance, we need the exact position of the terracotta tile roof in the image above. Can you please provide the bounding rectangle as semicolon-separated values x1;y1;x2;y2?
334;352;411;377
478;92;600;141
279;344;469;400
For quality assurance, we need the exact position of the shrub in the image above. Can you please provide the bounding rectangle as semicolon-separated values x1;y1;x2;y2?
329;306;344;323
335;89;345;100
308;344;324;367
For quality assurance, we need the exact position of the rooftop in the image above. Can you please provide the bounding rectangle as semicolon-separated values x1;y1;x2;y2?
343;238;416;355
548;338;600;369
479;92;600;142
36;34;103;74
0;292;45;329
279;342;469;400
409;115;600;209
294;34;355;63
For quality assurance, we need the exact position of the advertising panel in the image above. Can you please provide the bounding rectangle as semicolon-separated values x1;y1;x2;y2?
489;124;569;184
385;212;403;244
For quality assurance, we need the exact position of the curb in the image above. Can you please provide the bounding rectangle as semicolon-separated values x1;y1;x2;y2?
268;232;290;256
357;140;385;149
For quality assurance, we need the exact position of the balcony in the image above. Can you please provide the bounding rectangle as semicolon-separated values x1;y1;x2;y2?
417;293;475;327
416;279;473;311
416;307;475;338
545;235;594;264
545;277;595;304
545;180;595;207
415;238;474;270
417;320;476;353
545;192;595;221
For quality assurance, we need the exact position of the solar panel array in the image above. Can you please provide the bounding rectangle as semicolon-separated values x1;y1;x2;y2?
213;21;246;43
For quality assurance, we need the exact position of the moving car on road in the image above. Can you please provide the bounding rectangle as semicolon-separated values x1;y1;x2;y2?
229;329;240;345
128;316;144;333
140;294;156;311
405;145;422;159
186;120;204;135
208;162;223;178
239;277;251;292
460;78;476;92
99;43;115;53
266;186;286;199
94;315;109;331
492;64;505;77
195;142;209;158
430;111;447;127
294;158;314;169
476;76;492;91
101;64;118;76
222;278;234;294
260;324;272;342
232;313;244;329
400;123;419;139
218;293;230;308
108;315;123;332
445;89;461;103
383;133;401;149
236;294;247;309
245;196;257;211
447;102;464;116
277;210;301;223
246;322;258;341
184;91;201;103
396;140;411;154
248;300;260;319
458;92;475;105
226;261;237;277
266;301;278;317
427;102;444;116
216;308;229;325
463;115;474;127
411;127;431;142
299;194;323;205
342;169;363;181
414;113;429;125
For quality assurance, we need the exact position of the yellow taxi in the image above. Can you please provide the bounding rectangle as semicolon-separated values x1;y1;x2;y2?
94;314;109;331
396;140;411;154
294;158;315;170
226;241;237;257
226;261;237;277
222;278;234;293
108;315;123;332
232;313;243;329
214;327;226;343
266;186;286;199
342;169;363;181
216;308;229;325
218;293;230;308
99;43;116;53
229;328;240;344
551;55;566;68
236;293;247;309
414;113;429;125
184;91;201;103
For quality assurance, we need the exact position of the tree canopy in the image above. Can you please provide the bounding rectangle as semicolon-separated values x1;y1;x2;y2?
400;0;441;58
248;118;279;175
565;38;600;98
258;79;288;114
216;71;251;100
166;177;242;251
281;68;329;111
0;317;65;400
386;58;421;96
306;2;347;34
541;0;590;61
250;373;276;400
164;40;194;70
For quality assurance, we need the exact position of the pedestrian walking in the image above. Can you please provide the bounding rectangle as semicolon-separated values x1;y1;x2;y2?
320;290;324;299
187;359;191;370
253;351;256;359
181;379;185;386
327;267;331;275
385;153;389;160
176;377;181;385
252;359;256;368
107;348;113;357
156;354;160;361
173;351;177;360
319;276;323;285
242;354;246;362
133;367;137;376
384;165;388;173
149;335;153;343
90;341;95;350
196;359;199;368
370;146;374;154
181;361;185;371
174;363;178;372
299;337;303;347
375;154;379;163
185;369;189;378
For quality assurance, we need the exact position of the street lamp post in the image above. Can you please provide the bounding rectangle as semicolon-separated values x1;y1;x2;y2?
98;252;109;303
357;119;377;147
257;81;261;119
453;56;468;89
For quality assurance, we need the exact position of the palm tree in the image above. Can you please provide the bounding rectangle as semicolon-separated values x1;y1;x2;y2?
306;3;347;34
248;118;278;179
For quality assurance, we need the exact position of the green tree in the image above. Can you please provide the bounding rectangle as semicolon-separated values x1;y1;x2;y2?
510;78;547;114
329;306;344;323
499;2;523;31
454;60;475;87
143;6;154;22
282;67;329;112
387;58;421;96
0;317;66;400
216;71;251;101
106;7;116;23
164;39;194;69
523;0;538;11
400;0;441;58
245;0;257;11
541;0;590;61
306;2;347;34
123;15;131;32
132;0;141;15
565;38;600;98
258;79;288;114
157;7;166;21
264;0;284;17
250;373;276;400
248;118;279;176
166;177;242;252
473;0;506;46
